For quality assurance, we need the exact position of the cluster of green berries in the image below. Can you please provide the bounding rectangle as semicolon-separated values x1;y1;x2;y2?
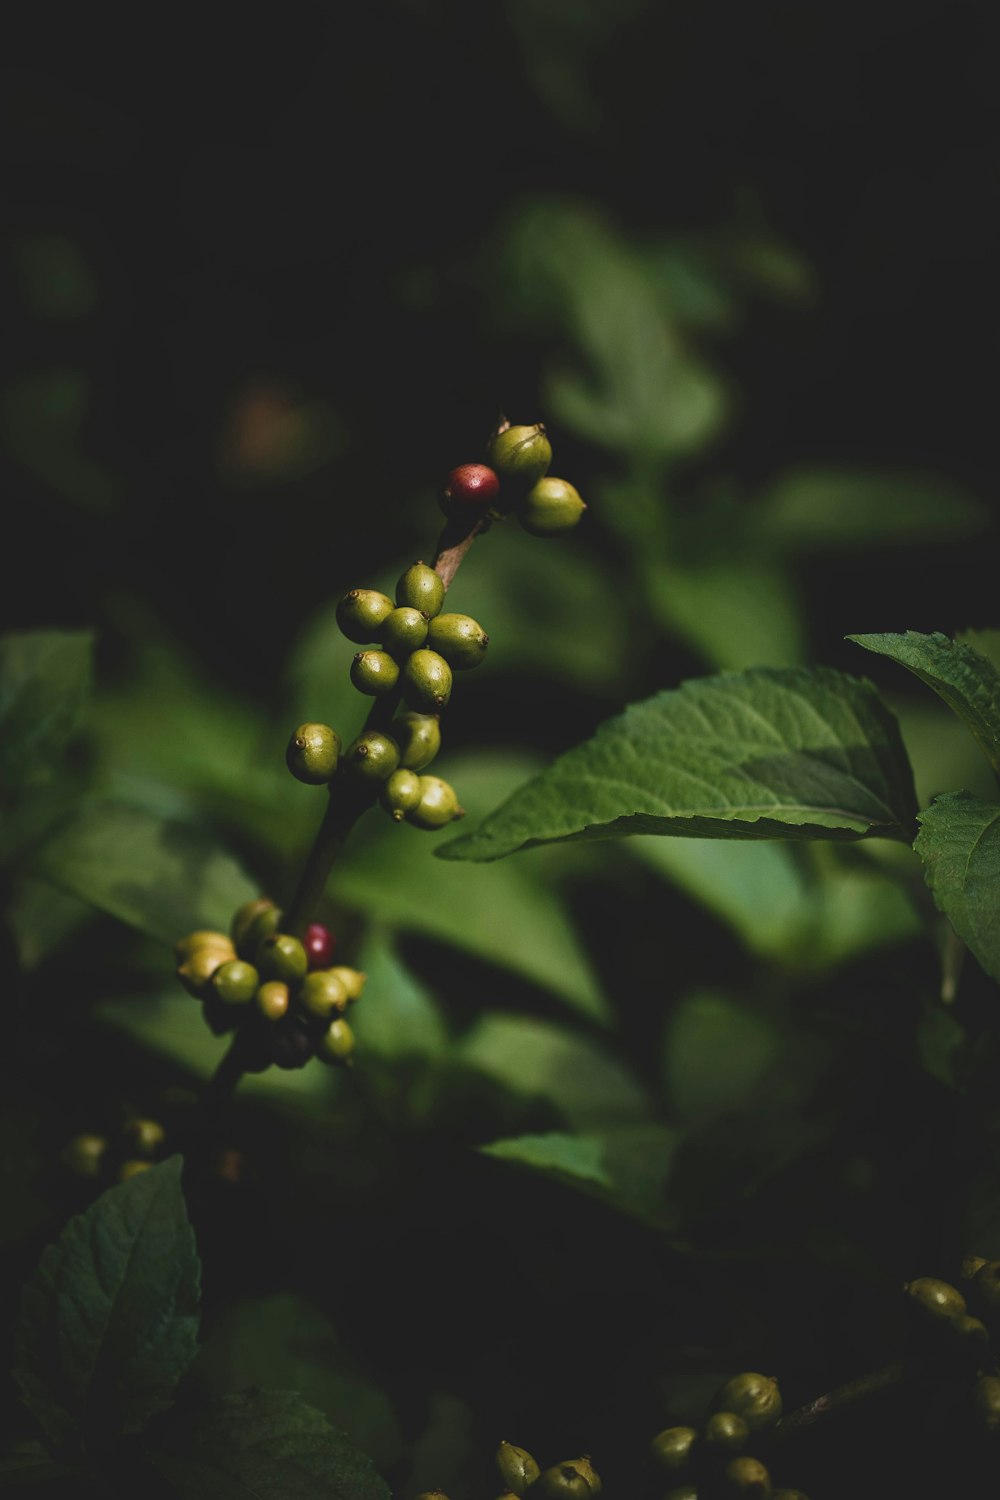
61;1112;168;1188
175;899;364;1071
418;1440;601;1500
650;1372;805;1499
904;1263;1000;1433
439;420;586;537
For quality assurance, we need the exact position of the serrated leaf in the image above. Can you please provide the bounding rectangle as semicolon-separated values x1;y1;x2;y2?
440;666;918;862
915;793;1000;983
0;630;93;791
140;1390;390;1500
34;799;256;944
850;631;1000;780
14;1157;200;1455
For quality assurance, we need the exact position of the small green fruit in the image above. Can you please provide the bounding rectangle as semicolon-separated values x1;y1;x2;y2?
703;1412;749;1453
211;958;260;1005
286;722;341;784
968;1259;1000;1312
402;648;452;709
426;612;489;669
488;422;552;489
299;968;349;1018
256;981;290;1021
336;588;395;643
344;730;401;781
61;1133;108;1179
408;775;464;830
240;904;282;959
351;649;401;696
175;929;233;963
177;941;235;997
518;476;585;537
904;1276;966;1319
720;1456;771;1496
231;898;277;953
256;933;308;984
713;1374;782;1432
394;712;441;770
121;1117;166;1157
380;605;429;658
380;767;423;819
396;561;445;617
329;966;365;1002
496;1440;541;1495
537;1457;600;1497
650;1427;697;1472
318;1016;356;1065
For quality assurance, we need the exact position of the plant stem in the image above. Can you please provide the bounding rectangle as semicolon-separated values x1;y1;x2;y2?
768;1362;905;1441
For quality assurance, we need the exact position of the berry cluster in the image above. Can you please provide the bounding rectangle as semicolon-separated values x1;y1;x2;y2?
175;901;364;1071
905;1265;1000;1433
61;1112;168;1188
441;421;586;537
649;1372;807;1499
418;1439;601;1500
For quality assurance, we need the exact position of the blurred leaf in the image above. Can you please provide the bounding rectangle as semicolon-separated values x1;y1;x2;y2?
916;793;1000;983
754;467;985;551
916;1000;966;1087
140;1390;389;1500
480;1123;677;1228
0;630;93;792
35;799;256;944
14;1158;199;1453
957;629;1000;675
850;631;1000;779
890;695;997;808
350;928;447;1061
440;667;919;862
457;1013;651;1129
663;990;782;1122
2;370;115;511
0;1439;75;1489
5;877;92;971
645;555;804;671
194;1293;400;1470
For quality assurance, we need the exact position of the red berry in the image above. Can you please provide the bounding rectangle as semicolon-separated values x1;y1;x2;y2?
304;922;336;969
441;463;500;514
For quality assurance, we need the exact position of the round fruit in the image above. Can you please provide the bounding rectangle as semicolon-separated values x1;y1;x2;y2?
118;1160;152;1183
240;905;282;959
380;767;423;820
256;981;291;1022
441;463;500;516
396;562;445;617
299;969;349;1018
121;1117;166;1156
703;1412;749;1453
336;588;394;643
713;1374;782;1432
318;1017;356;1065
721;1456;771;1495
394;712;441;770
904;1277;966;1319
174;929;233;963
402;649;452;710
329;966;365;1002
426;613;489;669
488;423;552;489
231;898;277;953
285;722;341;784
351;649;400;696
304;922;336;969
255;933;308;984
496;1440;541;1494
380;606;429;659
211;959;260;1006
407;775;463;830
537;1459;599;1497
177;941;235;997
344;730;401;781
650;1427;697;1472
61;1133;107;1179
518;476;586;537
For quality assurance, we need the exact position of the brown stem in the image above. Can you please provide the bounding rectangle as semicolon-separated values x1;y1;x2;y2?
768;1362;905;1441
432;512;492;588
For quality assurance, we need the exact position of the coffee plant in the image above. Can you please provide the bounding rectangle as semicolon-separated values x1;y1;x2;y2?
3;397;1000;1500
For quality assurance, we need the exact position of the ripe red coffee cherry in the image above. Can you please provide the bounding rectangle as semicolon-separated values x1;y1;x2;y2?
304;922;336;969
440;463;500;517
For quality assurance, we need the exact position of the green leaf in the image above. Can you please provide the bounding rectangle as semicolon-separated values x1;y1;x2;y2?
915;793;1000;983
350;928;448;1061
480;1125;677;1230
0;630;93;791
850;631;1000;780
645;555;805;672
140;1390;390;1500
0;1438;75;1490
440;666;918;862
664;990;782;1122
14;1157;200;1454
34;799;256;944
755;467;986;550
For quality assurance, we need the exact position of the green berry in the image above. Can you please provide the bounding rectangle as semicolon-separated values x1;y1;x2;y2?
231;898;277;953
969;1259;1000;1312
351;649;400;696
329;966;365;1002
285;722;341;784
121;1118;166;1158
518;476;586;537
961;1254;989;1281
336;588;394;643
408;775;464;830
380;767;423;820
720;1457;771;1496
488;422;552;489
380;606;429;658
394;712;441;770
713;1374;782;1432
344;730;401;781
175;928;233;963
496;1440;541;1494
211;958;260;1005
61;1133;108;1179
318;1016;356;1065
402;648;452;709
944;1312;990;1357
256;981;290;1021
650;1427;697;1472
904;1276;966;1319
426;612;489;669
537;1459;600;1497
256;933;308;984
703;1412;749;1453
118;1160;152;1183
396;561;445;617
298;968;349;1018
973;1374;1000;1432
177;941;235;997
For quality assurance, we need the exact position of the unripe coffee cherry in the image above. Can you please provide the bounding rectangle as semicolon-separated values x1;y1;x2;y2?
177;940;236;996
118;1160;152;1183
231;898;277;953
211;958;260;1005
408;775;464;830
973;1374;1000;1432
256;981;290;1021
286;722;341;784
380;606;430;659
426;613;489;669
488;423;552;489
704;1412;749;1453
175;929;233;964
968;1259;1000;1313
351;649;400;696
240;904;282;958
721;1457;771;1496
961;1254;988;1281
496;1440;541;1495
61;1133;108;1179
256;933;308;984
299;968;349;1018
663;1489;698;1500
944;1312;990;1357
344;730;401;781
518;477;586;537
329;966;365;1002
318;1016;356;1065
336;588;394;643
304;922;336;969
402;649;452;709
396;561;446;618
904;1277;966;1319
394;712;441;770
380;767;423;820
537;1458;600;1497
713;1374;782;1432
121;1117;166;1157
650;1427;698;1472
441;463;500;516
